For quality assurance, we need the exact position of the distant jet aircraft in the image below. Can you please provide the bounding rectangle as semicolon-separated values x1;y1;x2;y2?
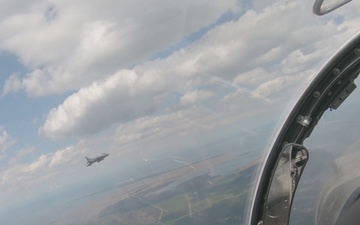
85;153;109;167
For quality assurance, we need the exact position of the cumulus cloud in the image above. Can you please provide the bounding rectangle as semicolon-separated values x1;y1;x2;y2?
17;146;35;157
113;87;276;150
112;108;221;159
9;146;36;165
25;154;50;172
252;74;306;99
180;90;213;105
49;146;76;167
115;117;165;145
1;145;79;189
0;130;16;152
114;107;216;145
39;70;163;138
1;0;239;96
233;68;269;87
1;73;22;97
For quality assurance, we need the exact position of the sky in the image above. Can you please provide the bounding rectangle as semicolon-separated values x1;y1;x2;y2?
1;0;360;224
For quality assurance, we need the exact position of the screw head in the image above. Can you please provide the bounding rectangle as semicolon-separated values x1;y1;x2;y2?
333;68;340;75
313;91;320;98
355;48;360;55
296;116;302;122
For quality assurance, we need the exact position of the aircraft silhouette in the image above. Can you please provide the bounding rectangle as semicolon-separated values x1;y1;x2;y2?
85;153;109;167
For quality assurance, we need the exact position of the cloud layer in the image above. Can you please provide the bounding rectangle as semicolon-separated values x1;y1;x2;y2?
38;1;360;139
0;130;16;152
1;0;239;97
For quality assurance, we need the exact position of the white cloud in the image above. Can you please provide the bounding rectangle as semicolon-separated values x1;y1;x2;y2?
1;145;80;190
9;146;36;165
25;154;50;172
16;146;36;158
252;74;306;99
114;107;217;145
180;90;213;105
49;146;77;167
115;117;165;145
1;0;239;97
0;130;16;152
112;108;217;157
233;68;270;87
113;96;269;149
1;73;22;97
39;70;156;138
36;0;360;139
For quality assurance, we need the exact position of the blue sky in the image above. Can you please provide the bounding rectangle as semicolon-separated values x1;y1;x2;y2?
0;0;359;224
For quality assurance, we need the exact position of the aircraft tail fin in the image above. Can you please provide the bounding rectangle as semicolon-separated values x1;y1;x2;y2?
85;156;91;162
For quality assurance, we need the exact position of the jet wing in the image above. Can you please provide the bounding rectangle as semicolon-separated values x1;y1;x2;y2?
86;161;95;167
